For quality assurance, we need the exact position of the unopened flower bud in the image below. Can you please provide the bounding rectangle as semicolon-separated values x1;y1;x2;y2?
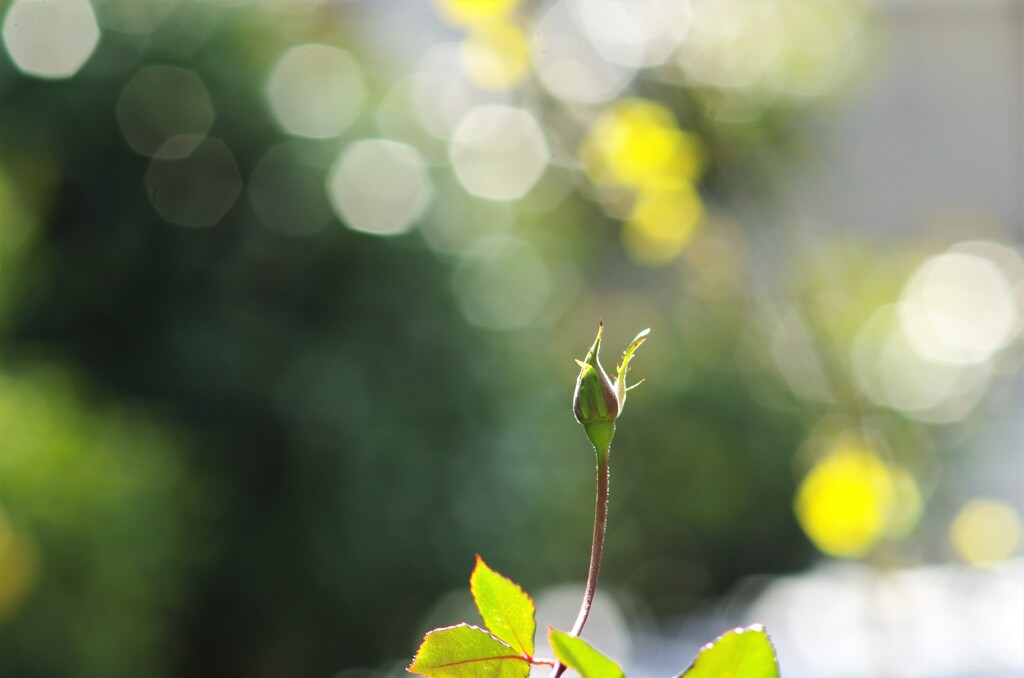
573;324;619;426
572;322;649;455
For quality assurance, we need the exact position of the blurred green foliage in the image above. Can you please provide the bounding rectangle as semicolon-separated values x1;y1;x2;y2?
0;365;200;677
0;16;808;673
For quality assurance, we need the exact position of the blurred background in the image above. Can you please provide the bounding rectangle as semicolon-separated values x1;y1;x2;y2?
0;0;1021;676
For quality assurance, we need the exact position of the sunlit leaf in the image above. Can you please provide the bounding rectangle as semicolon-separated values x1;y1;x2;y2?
548;628;624;678
679;625;779;678
470;555;536;657
408;623;531;678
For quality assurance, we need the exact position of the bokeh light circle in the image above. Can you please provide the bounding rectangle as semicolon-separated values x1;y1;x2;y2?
951;499;1022;565
899;251;1019;366
375;76;447;164
532;0;635;105
449;105;549;201
248;143;333;236
460;22;530;90
570;0;691;68
95;0;179;35
794;440;919;559
435;0;518;28
145;137;242;227
266;44;366;139
116;66;215;158
418;178;515;256
326;139;433;236
2;0;100;79
410;43;509;142
452;239;554;331
622;186;703;266
850;305;991;423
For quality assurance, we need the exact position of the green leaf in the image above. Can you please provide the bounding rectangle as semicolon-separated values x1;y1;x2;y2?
408;623;531;678
470;555;536;658
549;628;624;678
679;625;779;678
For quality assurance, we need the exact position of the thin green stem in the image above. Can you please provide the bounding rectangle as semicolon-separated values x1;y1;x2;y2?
550;449;611;678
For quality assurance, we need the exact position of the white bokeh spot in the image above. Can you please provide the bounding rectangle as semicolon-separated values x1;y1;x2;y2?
326;139;433;236
3;0;100;79
449;105;549;201
266;44;366;139
899;251;1019;366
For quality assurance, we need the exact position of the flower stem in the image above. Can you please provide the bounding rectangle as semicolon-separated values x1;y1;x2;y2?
550;449;611;678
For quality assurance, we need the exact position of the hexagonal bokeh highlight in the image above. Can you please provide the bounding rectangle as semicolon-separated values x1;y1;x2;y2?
266;44;367;139
2;0;101;79
452;239;555;331
531;0;635;105
326;139;432;236
145;137;242;227
116;66;215;158
449;105;549;201
248;143;333;237
93;0;179;35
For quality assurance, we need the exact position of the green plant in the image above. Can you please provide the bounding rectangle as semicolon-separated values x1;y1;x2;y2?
408;324;780;678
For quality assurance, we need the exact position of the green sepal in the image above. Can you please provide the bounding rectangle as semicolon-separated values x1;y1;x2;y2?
614;327;650;408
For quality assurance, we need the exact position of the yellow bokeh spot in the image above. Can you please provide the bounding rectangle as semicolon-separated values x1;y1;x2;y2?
795;442;921;558
434;0;519;28
460;22;530;90
581;99;704;192
950;499;1022;565
885;466;923;538
0;512;39;620
622;186;703;266
580;98;707;266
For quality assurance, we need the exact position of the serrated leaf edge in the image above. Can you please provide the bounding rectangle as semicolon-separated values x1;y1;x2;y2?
679;624;779;678
470;554;537;659
407;623;531;676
